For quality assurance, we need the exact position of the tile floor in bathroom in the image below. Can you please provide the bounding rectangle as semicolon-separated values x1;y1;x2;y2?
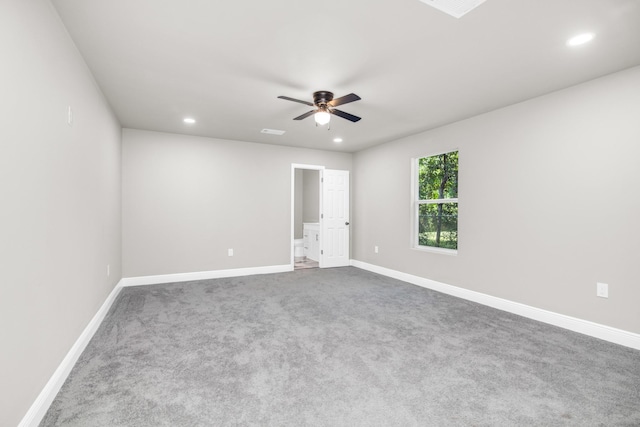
294;258;319;269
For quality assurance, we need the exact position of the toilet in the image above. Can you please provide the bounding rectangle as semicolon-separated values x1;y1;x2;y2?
294;239;305;262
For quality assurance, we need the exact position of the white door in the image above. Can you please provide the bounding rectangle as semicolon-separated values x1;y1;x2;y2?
320;169;350;268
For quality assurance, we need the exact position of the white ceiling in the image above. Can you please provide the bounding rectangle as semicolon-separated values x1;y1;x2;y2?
51;0;640;153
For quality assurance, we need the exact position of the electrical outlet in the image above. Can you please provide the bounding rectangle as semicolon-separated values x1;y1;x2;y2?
374;246;379;254
596;282;608;298
228;248;234;257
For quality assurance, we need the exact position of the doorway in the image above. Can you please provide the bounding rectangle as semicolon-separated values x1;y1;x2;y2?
292;165;322;270
290;164;351;270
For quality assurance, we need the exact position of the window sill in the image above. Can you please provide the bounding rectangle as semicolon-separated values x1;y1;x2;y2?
412;245;458;256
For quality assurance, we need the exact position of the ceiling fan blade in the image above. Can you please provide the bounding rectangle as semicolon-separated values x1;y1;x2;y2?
293;110;317;120
278;96;314;107
331;109;361;122
328;93;361;107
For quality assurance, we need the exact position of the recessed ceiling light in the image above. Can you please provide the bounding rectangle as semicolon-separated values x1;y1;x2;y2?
333;138;343;143
183;118;196;124
567;33;595;47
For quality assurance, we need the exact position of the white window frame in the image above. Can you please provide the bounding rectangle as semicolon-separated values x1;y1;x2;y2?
411;149;458;255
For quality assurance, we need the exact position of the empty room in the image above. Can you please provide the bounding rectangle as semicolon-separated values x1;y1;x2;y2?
2;0;640;426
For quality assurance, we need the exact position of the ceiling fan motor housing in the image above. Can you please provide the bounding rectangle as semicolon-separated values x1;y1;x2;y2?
313;91;334;106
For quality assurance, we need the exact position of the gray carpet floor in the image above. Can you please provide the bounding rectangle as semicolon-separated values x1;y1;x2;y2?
41;267;640;426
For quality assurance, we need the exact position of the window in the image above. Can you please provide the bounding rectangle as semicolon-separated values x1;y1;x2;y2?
414;150;458;252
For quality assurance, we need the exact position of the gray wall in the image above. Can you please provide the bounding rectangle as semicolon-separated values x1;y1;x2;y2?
353;66;640;334
293;169;320;239
294;169;304;239
0;1;122;425
303;170;320;223
5;3;638;422
122;129;352;277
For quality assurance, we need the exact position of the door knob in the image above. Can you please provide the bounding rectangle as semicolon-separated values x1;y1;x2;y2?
345;222;350;226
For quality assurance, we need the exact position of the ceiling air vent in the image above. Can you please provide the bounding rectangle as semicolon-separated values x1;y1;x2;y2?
261;128;286;135
418;0;486;18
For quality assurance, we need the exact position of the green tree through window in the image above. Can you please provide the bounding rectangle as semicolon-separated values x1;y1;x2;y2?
416;151;458;250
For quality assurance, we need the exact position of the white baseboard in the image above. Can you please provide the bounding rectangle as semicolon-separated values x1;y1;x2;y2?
19;263;293;426
18;280;125;427
120;264;293;287
21;261;637;427
350;260;640;351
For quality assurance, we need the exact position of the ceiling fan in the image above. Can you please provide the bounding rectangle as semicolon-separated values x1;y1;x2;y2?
278;91;361;126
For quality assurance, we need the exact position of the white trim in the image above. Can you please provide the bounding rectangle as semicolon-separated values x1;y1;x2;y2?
20;263;292;425
412;245;458;256
412;150;460;253
120;264;293;287
417;198;459;205
414;147;461;159
19;262;640;427
291;163;325;171
350;259;640;351
18;280;125;427
410;157;418;248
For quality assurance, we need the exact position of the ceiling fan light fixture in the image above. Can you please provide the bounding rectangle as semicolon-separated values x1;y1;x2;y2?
314;110;331;126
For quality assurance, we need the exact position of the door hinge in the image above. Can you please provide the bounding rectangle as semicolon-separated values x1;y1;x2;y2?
321;213;324;219
321;250;323;255
321;178;324;183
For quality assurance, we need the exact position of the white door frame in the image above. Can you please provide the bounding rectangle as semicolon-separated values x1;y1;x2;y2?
290;164;325;268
